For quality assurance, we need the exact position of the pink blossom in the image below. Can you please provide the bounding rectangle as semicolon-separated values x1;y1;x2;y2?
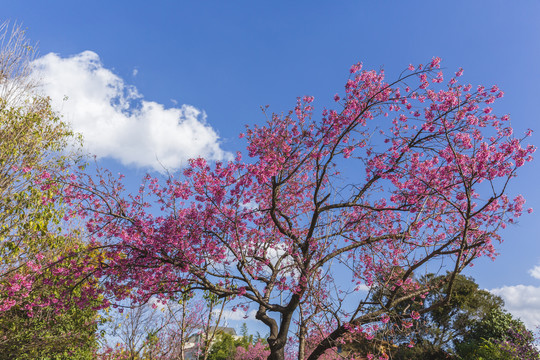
58;58;534;360
430;56;441;68
402;321;413;328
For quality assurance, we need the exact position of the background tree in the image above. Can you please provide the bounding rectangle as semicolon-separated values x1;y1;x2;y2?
455;308;539;360
0;21;38;106
206;331;245;360
205;324;261;360
152;294;211;360
107;302;164;360
0;20;82;307
99;293;230;360
68;58;535;360
353;274;539;360
370;273;504;359
422;274;503;347
0;21;101;359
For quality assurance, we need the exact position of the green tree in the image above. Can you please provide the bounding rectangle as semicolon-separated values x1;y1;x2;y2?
358;273;517;359
417;273;504;350
0;22;99;359
456;309;539;360
206;326;254;360
206;332;239;360
0;21;81;283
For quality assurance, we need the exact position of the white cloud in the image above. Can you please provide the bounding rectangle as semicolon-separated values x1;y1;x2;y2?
486;263;540;330
148;296;167;311
31;51;230;171
490;285;540;329
529;265;540;280
267;244;289;268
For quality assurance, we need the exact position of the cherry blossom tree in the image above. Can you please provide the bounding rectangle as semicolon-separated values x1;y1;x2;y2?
68;58;534;360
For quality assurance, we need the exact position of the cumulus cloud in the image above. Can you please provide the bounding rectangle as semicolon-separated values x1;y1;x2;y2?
31;51;230;171
487;263;540;330
490;284;540;329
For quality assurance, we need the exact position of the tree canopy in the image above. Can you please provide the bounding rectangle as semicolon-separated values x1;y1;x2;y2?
0;22;100;359
66;57;534;360
364;273;539;359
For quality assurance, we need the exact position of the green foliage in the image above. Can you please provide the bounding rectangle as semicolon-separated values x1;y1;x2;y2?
460;309;520;344
0;97;79;270
455;338;511;360
455;309;539;360
420;273;504;348
0;302;98;360
364;273;537;359
206;326;254;360
391;340;457;360
0;249;101;359
207;332;240;360
0;237;105;360
0;23;83;274
0;23;93;360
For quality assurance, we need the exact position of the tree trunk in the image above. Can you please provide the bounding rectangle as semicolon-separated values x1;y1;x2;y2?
268;344;286;360
306;326;346;360
257;294;303;360
298;324;307;360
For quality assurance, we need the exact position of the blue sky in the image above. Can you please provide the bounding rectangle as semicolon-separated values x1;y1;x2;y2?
4;1;540;329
